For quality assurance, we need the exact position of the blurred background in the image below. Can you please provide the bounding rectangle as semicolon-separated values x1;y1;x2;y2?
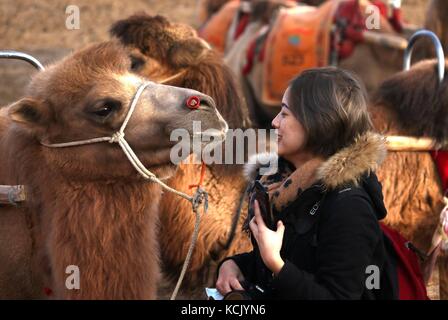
0;0;430;106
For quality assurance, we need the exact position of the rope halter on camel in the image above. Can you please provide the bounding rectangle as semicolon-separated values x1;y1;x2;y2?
40;81;209;300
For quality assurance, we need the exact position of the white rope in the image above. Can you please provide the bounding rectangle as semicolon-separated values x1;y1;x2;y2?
41;136;111;148
41;81;207;300
170;187;207;300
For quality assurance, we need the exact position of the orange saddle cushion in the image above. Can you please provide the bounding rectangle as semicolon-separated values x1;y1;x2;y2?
261;1;338;106
198;0;240;53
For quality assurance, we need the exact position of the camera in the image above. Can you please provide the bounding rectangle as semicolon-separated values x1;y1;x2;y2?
250;180;275;230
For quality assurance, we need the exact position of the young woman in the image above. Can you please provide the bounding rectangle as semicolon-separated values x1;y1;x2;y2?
216;67;395;299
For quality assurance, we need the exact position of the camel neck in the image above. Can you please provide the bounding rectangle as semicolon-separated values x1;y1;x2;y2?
38;179;162;299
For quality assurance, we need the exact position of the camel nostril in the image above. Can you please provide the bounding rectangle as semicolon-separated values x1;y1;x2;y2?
199;95;216;111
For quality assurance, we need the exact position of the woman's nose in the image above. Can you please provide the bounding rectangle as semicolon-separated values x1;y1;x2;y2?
271;114;280;129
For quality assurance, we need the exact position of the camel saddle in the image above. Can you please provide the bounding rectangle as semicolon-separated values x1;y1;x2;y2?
261;1;337;106
257;0;401;106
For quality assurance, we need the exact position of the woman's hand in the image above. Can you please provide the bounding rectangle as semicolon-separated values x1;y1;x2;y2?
216;259;245;295
250;200;285;275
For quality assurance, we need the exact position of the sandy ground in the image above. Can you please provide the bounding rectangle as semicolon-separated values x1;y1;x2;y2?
0;0;430;106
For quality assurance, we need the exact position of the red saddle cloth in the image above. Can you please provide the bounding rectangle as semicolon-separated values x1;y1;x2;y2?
431;151;448;193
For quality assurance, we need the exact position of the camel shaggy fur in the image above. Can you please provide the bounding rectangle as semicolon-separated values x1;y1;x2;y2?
371;60;448;299
0;41;227;299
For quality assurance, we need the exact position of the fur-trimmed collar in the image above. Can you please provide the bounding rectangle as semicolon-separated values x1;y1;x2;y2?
244;132;387;190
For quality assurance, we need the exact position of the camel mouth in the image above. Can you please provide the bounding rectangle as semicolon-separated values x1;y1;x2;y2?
202;132;226;146
188;129;229;159
193;125;229;144
212;109;230;138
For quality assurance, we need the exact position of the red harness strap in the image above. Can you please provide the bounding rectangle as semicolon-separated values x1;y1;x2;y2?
333;0;365;60
389;6;403;33
188;161;207;190
333;0;404;60
234;13;250;41
242;31;269;76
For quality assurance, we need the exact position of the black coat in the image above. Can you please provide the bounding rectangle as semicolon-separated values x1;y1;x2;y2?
222;172;396;300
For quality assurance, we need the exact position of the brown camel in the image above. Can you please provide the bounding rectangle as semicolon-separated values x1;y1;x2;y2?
370;60;448;299
110;14;257;297
0;41;227;299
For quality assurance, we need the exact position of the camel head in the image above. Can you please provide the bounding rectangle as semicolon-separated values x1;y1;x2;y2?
109;15;206;82
7;41;227;181
372;59;448;144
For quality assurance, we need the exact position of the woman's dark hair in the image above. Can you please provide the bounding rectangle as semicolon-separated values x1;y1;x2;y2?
288;67;372;158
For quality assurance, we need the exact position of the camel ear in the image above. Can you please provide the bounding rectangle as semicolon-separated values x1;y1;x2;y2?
168;38;208;68
8;97;50;128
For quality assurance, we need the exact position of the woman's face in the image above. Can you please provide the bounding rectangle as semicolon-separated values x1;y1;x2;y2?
271;87;307;159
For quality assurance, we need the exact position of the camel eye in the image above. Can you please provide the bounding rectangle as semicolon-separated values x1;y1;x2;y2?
94;106;113;117
130;56;145;71
88;99;122;119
